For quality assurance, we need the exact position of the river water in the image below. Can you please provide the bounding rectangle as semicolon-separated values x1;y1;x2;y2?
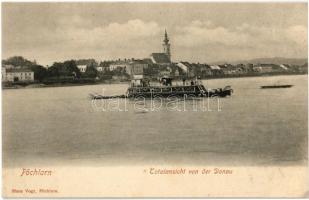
3;75;308;167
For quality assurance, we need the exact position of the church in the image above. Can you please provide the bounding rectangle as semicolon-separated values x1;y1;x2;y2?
150;30;171;66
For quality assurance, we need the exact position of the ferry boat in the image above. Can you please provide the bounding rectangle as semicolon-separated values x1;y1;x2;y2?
127;77;232;98
90;76;233;99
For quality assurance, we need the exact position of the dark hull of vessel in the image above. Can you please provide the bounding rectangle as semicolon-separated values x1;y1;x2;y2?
127;85;233;98
260;85;293;89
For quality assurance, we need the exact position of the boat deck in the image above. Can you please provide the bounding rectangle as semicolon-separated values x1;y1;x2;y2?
127;84;221;98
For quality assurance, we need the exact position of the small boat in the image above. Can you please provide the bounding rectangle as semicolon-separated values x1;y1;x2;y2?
260;84;293;89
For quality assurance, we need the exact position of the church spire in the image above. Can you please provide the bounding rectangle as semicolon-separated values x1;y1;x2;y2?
164;29;169;44
162;29;171;61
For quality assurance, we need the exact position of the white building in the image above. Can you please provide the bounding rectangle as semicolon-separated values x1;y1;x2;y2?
77;64;87;73
253;65;273;73
177;62;189;73
209;65;221;70
2;67;34;82
279;64;288;70
96;66;105;72
109;61;131;71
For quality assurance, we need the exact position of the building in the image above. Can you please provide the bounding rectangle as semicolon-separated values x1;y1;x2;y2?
97;61;112;73
150;53;171;65
2;67;7;81
209;65;221;70
150;30;172;65
234;64;245;74
177;62;190;73
209;65;222;76
177;62;213;78
219;64;233;75
142;58;153;65
173;68;180;77
253;64;275;73
109;60;131;72
176;62;196;77
77;64;87;73
220;64;245;75
271;64;288;72
2;67;34;82
109;59;149;76
199;64;213;77
279;64;289;71
130;60;148;75
96;66;105;72
159;68;172;77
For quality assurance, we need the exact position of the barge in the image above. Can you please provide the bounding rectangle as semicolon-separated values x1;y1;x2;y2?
90;77;233;99
127;84;232;98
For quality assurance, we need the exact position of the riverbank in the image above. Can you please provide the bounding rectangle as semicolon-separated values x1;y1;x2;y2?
2;80;128;90
2;72;307;90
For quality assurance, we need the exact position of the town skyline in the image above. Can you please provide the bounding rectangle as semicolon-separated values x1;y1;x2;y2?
2;3;308;66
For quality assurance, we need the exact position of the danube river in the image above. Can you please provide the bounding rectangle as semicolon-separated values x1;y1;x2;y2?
3;75;308;167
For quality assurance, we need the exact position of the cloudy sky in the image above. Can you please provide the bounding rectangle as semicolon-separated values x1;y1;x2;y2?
2;3;308;66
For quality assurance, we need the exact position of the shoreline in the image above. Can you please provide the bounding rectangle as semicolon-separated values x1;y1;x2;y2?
2;73;307;90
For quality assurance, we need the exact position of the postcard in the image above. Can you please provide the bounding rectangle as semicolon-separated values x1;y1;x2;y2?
2;2;308;198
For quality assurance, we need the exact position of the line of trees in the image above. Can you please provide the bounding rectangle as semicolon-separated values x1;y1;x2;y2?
2;56;99;83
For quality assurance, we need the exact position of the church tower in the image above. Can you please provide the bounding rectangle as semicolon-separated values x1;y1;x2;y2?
163;29;171;61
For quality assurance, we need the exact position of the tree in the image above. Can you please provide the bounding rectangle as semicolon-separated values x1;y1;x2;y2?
47;62;62;77
62;60;80;77
75;59;98;67
30;65;47;82
2;56;34;67
48;60;81;78
84;63;98;78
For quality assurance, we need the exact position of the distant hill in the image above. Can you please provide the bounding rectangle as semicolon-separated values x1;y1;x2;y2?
211;57;308;66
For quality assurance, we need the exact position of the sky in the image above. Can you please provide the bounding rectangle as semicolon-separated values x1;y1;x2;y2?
2;3;308;66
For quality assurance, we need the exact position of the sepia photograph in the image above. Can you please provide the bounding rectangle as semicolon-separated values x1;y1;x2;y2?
2;2;308;197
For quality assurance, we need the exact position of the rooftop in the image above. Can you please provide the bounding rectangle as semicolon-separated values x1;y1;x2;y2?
6;68;33;73
151;53;171;64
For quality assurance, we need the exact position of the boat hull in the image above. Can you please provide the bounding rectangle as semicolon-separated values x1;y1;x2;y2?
260;85;293;89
